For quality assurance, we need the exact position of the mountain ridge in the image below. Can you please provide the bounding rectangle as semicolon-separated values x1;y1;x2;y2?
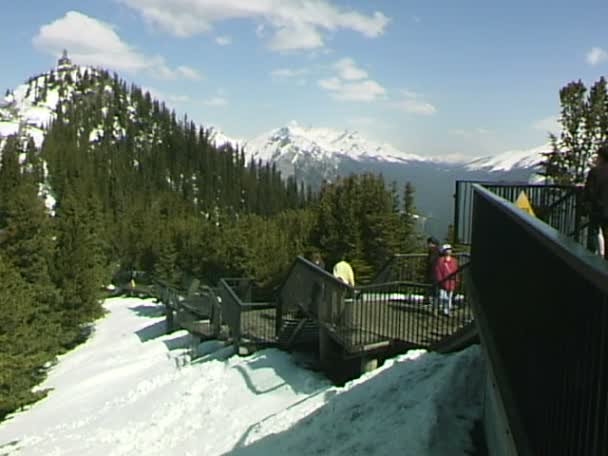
0;59;545;237
1;59;547;177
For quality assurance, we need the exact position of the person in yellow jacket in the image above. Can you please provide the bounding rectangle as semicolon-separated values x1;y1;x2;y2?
333;257;355;286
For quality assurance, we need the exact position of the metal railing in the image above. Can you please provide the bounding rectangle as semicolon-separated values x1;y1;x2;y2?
152;279;182;333
218;278;276;350
342;267;473;352
152;278;223;338
470;184;608;455
278;256;473;354
454;181;583;245
372;252;470;284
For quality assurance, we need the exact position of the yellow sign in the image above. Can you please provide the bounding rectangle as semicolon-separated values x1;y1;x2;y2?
515;191;536;217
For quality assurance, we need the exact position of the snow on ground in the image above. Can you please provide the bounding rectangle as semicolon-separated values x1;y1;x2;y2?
0;297;484;456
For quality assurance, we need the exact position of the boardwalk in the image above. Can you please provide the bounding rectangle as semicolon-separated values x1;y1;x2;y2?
233;292;472;354
325;293;472;352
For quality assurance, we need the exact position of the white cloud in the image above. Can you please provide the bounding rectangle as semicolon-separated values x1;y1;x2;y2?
119;0;389;51
391;89;436;115
271;67;308;79
347;116;376;127
32;11;200;80
271;67;309;86
448;128;491;138
586;47;608;66
533;115;560;133
318;57;384;102
318;77;385;102
270;22;324;51
203;96;228;107
176;65;203;80
334;58;367;81
216;35;232;46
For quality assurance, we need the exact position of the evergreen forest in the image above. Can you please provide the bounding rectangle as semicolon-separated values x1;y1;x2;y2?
0;67;421;419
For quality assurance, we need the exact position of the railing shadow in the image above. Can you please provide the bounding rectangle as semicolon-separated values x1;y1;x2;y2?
231;350;327;397
227;348;483;455
128;303;166;318
134;320;169;342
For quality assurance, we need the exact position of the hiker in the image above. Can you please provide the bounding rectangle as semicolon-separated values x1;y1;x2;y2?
129;271;136;297
425;236;440;305
333;255;355;287
434;244;459;316
584;145;608;259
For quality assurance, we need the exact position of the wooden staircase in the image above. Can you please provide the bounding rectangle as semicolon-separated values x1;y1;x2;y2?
277;317;319;350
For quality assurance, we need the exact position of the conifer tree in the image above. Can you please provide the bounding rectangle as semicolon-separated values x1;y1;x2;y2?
543;78;608;184
53;191;107;334
0;254;60;420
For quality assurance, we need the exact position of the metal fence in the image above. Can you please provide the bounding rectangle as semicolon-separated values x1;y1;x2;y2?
218;278;276;350
372;253;470;285
454;181;583;245
152;279;182;333
470;184;608;455
278;256;473;354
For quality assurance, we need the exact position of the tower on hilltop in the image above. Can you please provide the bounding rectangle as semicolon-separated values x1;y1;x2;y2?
57;49;74;70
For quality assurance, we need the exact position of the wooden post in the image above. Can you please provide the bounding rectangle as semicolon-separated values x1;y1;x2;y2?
165;307;174;334
190;334;201;359
319;289;340;372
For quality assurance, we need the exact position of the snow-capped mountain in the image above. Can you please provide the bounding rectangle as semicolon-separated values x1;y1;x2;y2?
246;122;425;164
206;126;243;150
465;143;549;173
240;122;545;237
242;122;545;187
0;56;546;238
0;58;103;149
0;58;245;165
243;122;431;186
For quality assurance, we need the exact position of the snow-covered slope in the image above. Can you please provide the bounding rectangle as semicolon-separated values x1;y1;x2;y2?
0;58;239;156
0;296;484;455
465;143;549;173
0;62;100;148
207;126;243;150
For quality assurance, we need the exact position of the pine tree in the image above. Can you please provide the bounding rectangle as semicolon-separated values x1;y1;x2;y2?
543;78;608;184
0;254;60;420
1;178;59;312
0;135;22;227
154;230;178;285
53;191;107;335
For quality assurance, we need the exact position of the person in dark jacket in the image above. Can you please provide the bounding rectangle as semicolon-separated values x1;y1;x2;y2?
584;145;608;259
424;237;440;305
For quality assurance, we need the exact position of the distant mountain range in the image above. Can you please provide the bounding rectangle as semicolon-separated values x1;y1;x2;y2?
233;123;546;237
0;60;548;238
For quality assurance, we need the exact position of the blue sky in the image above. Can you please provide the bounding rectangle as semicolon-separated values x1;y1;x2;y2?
1;0;608;158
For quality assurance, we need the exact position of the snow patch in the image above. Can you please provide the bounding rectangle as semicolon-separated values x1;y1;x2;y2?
0;296;484;455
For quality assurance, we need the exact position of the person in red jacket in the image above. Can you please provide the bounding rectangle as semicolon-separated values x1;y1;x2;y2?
434;244;459;316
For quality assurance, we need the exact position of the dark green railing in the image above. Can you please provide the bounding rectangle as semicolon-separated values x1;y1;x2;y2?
372;252;470;284
454;181;583;245
470;184;608;455
277;256;472;354
218;278;276;351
